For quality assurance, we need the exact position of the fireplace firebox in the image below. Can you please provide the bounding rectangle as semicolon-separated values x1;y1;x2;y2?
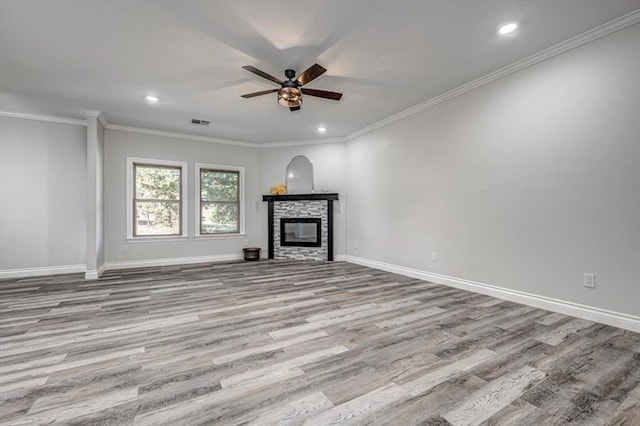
280;218;321;247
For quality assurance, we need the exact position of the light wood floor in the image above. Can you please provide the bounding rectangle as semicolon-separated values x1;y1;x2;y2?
1;260;638;425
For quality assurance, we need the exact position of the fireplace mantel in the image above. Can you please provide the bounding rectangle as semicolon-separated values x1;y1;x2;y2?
263;193;338;261
262;193;339;202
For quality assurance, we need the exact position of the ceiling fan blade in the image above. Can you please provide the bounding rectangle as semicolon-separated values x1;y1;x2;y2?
301;88;343;101
241;66;283;85
296;63;327;86
240;89;279;98
289;106;301;111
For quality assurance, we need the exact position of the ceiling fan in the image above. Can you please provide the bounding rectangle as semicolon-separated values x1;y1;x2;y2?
241;63;343;111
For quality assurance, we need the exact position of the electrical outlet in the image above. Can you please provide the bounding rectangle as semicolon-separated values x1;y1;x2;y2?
431;252;438;262
354;241;359;250
244;239;249;246
583;273;595;289
121;245;128;253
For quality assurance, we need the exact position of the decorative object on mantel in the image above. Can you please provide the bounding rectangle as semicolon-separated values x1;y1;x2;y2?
242;247;261;261
270;184;287;195
286;155;313;194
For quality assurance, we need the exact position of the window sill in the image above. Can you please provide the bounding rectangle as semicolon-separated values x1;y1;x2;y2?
126;236;188;244
194;233;246;241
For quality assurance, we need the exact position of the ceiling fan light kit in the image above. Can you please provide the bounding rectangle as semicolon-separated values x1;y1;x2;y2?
241;63;343;111
278;86;302;109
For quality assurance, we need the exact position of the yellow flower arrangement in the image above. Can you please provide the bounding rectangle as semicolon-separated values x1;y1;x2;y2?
270;184;287;195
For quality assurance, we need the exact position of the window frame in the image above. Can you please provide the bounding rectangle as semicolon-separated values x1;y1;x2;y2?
195;163;245;239
126;157;188;242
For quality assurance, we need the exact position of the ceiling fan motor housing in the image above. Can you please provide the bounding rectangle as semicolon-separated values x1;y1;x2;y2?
284;68;296;80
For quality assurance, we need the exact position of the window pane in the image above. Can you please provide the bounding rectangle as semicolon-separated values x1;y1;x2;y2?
136;165;180;200
135;201;180;235
201;203;238;234
201;170;238;202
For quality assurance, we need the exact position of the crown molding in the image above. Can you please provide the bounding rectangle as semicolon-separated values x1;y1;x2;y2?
105;124;258;148
345;9;640;142
98;114;108;129
106;124;346;149
0;110;344;149
258;136;346;148
85;110;108;128
0;110;87;126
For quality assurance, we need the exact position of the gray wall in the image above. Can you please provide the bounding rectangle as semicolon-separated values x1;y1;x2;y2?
104;129;262;264
346;24;640;316
0;116;87;270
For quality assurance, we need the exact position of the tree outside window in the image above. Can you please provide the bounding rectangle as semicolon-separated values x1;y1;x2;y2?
134;164;182;236
200;169;240;234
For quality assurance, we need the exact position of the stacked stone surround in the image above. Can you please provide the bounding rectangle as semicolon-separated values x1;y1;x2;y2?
273;200;328;261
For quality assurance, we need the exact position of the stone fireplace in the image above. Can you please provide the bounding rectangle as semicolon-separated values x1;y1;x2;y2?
263;193;338;261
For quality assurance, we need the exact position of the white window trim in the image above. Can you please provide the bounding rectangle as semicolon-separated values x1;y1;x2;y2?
126;157;188;242
195;163;246;239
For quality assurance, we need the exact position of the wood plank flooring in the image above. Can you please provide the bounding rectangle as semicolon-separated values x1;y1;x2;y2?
0;260;638;425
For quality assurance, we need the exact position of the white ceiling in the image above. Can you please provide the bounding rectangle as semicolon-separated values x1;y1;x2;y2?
1;1;638;144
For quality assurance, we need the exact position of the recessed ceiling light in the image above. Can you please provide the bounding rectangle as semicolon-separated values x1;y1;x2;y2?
498;22;518;35
317;126;327;133
145;95;159;103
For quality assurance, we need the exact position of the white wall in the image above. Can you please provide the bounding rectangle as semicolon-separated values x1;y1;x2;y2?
259;142;348;256
104;129;262;264
346;24;640;317
0;116;87;271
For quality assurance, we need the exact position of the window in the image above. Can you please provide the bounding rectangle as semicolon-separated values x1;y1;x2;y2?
196;163;245;237
127;158;187;241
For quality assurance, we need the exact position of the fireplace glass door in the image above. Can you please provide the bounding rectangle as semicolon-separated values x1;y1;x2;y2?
280;218;321;247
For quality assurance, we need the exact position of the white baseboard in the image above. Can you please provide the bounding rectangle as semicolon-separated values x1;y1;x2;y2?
105;253;243;271
0;264;86;279
84;264;106;280
336;255;640;333
1;255;245;280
